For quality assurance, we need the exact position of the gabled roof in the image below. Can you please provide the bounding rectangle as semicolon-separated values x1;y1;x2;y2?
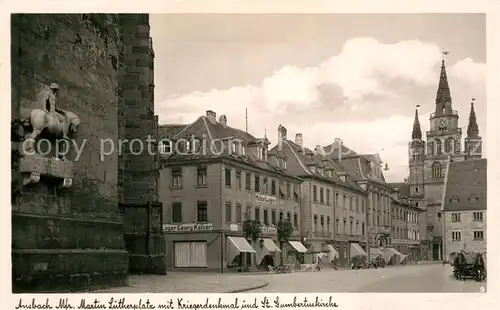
443;159;487;212
269;139;365;193
159;114;298;180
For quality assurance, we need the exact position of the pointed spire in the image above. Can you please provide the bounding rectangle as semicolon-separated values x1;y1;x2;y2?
435;50;452;114
467;99;479;138
412;105;422;140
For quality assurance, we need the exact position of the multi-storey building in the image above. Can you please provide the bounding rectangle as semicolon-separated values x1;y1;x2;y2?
407;57;483;260
324;142;393;253
271;130;367;267
159;110;304;272
389;184;424;262
442;159;487;261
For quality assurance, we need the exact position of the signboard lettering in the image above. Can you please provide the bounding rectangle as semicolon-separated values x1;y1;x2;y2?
163;223;213;232
255;193;277;204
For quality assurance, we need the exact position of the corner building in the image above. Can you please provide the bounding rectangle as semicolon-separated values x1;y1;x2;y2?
159;111;303;272
407;58;483;260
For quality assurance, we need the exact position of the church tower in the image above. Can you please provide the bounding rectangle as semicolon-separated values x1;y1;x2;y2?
464;99;482;160
408;107;425;201
423;53;465;261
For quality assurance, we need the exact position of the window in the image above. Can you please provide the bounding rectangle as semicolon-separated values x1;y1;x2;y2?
255;207;261;222
327;216;331;232
362;222;365;236
293;213;298;227
245;172;251;190
473;230;484;241
432;162;442;178
271;209;276;225
171;168;182;188
320;188;324;204
473;212;483;222
356;221;359;235
445;138;454;153
279;211;284;221
286;212;291;220
197;166;207;187
254;175;260;192
436;139;442;155
236;170;242;189
336;218;340;233
225;202;232;223
343;195;347;209
320;215;324;231
326;189;331;205
235;204;242;223
286;183;291;198
313;214;318;231
451;213;461;223
427;141;434;155
452;231;461;241
336;193;339;207
225;167;232;187
159;140;172;154
349;197;353;211
362;199;365;213
343;218;347;234
263;209;269;225
174;241;207;268
350;220;353;234
313;185;318;202
469;195;478;203
263;177;268;194
172;203;182;223
197;201;208;222
271;180;276;196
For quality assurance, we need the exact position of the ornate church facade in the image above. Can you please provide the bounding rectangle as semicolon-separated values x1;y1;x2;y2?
407;57;483;260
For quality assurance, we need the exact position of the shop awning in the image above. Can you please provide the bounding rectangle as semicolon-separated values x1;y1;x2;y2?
261;238;282;252
226;236;256;263
370;247;384;257
227;236;256;253
288;241;308;253
383;247;403;264
325;244;339;261
350;243;368;258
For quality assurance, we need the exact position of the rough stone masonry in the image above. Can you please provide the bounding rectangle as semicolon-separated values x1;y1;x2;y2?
11;14;163;292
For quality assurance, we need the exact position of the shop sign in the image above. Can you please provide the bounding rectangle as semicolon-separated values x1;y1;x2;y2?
255;193;277;204
163;223;213;232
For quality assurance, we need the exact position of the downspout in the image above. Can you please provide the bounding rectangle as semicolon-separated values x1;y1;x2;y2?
220;160;224;274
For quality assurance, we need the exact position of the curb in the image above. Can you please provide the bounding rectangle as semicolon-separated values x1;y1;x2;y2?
226;281;269;293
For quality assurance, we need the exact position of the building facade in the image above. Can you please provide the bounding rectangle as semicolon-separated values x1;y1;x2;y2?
442;159;487;261
11;14;163;292
273;131;368;267
389;186;424;262
159;111;304;272
407;57;483;260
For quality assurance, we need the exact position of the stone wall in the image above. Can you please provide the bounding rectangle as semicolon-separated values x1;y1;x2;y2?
11;13;162;292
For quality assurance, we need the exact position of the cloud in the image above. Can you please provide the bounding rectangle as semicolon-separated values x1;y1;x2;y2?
450;57;486;85
155;37;486;181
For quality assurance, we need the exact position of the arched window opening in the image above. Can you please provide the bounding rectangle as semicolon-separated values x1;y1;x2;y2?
427;141;434;156
445;138;454;154
432;162;442;178
436;139;442;155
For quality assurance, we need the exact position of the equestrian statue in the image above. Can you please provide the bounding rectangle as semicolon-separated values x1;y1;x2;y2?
20;83;80;153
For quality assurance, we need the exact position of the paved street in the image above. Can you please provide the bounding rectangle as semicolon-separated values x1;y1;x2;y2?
250;263;486;293
95;263;486;293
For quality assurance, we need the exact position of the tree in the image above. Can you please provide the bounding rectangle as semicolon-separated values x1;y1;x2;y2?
11;119;24;205
242;220;262;270
277;218;294;265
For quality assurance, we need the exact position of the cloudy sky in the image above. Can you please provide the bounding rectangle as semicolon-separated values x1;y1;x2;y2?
150;14;486;183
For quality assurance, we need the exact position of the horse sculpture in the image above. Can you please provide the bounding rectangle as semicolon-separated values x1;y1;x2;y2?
20;107;80;153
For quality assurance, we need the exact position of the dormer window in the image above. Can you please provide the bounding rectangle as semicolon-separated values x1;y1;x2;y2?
340;175;346;182
231;142;237;154
257;147;262;160
159;140;172;154
241;145;246;155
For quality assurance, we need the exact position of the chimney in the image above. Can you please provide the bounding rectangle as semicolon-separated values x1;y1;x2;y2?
277;125;287;151
206;110;216;123
219;115;227;127
295;133;303;146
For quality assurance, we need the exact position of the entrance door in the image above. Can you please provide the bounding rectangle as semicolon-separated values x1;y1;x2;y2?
432;243;439;260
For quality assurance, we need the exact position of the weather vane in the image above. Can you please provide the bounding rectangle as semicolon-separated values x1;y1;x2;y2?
441;49;450;61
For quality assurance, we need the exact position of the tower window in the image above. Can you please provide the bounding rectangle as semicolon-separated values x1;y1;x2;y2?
445;138;454;154
427;141;434;156
415;187;419;193
436;139;442;155
432;162;442;178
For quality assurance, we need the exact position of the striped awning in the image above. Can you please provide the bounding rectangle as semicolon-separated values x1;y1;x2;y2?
350;243;368;258
288;241;308;253
261;238;282;252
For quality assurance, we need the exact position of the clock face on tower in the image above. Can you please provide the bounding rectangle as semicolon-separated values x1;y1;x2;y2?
438;118;448;129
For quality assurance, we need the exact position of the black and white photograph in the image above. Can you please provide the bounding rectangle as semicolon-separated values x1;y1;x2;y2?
5;1;496;308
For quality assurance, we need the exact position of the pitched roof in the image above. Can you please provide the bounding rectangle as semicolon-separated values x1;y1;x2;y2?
443;159;487;212
159;114;297;180
389;182;410;197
